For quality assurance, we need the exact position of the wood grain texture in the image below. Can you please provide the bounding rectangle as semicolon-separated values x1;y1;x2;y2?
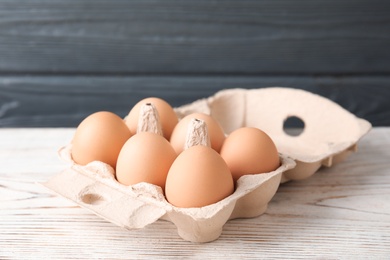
0;0;389;74
1;128;389;259
1;76;389;127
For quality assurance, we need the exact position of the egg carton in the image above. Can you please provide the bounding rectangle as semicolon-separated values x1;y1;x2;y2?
44;144;295;243
174;87;371;182
43;87;370;242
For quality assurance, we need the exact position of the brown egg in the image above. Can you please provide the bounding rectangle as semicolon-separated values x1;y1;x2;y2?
125;97;178;139
220;127;280;182
170;113;225;154
165;145;234;208
165;118;233;208
116;132;177;189
71;111;132;169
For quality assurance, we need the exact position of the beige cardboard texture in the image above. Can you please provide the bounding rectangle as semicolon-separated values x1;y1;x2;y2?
44;144;295;243
175;87;372;182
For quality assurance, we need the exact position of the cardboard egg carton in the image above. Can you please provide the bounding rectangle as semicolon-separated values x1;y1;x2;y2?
44;144;295;243
175;87;371;182
43;87;370;242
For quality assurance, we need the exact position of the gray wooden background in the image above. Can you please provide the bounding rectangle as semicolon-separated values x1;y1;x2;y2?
0;0;389;127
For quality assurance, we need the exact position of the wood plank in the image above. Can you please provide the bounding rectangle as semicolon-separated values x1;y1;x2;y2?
0;128;74;180
0;128;389;258
0;75;389;127
0;0;389;74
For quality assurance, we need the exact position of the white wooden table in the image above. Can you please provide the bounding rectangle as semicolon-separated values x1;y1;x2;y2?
1;127;389;259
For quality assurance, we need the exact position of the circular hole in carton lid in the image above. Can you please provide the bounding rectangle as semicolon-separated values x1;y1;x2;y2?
283;116;305;137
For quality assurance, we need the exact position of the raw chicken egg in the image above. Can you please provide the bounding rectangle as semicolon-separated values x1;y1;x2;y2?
125;97;178;139
220;127;280;182
165;118;233;208
71;111;132;169
170;113;225;154
115;132;177;189
117;103;177;189
165;145;234;208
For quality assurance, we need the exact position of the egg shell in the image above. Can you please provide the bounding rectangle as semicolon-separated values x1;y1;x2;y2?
165;145;234;208
220;127;280;182
44;87;371;243
170;113;225;154
116;132;177;190
71;111;132;169
125;97;178;139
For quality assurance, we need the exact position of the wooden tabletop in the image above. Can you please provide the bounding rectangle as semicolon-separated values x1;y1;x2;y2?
1;127;389;259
